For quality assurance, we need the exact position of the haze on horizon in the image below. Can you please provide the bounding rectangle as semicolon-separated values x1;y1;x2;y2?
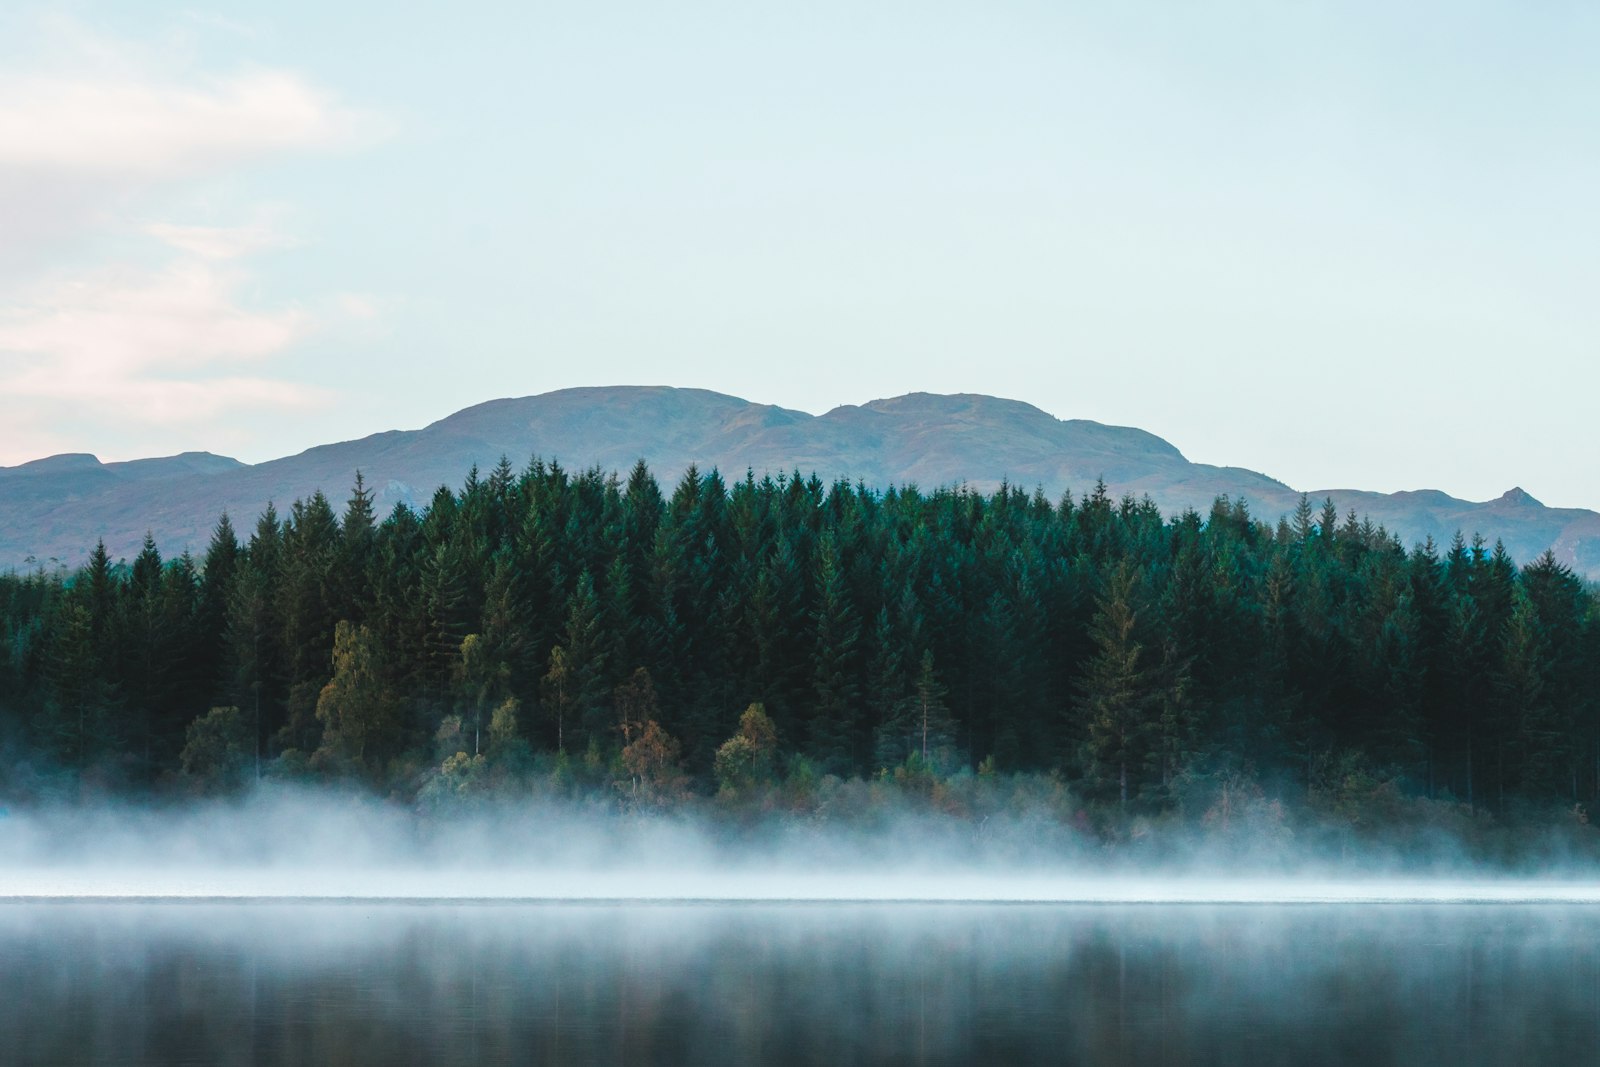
0;2;1595;508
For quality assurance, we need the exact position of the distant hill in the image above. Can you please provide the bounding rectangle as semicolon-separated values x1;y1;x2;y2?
5;386;1599;574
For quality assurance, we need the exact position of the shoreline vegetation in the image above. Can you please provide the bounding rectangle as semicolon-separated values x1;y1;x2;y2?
2;458;1598;868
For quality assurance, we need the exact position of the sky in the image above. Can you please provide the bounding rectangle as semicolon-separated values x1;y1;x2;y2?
0;2;1595;506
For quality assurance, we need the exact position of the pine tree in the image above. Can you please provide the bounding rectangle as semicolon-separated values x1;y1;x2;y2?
4;444;1599;819
867;606;912;769
478;549;533;701
910;649;954;767
225;505;285;768
1520;550;1589;799
279;492;342;692
40;597;120;769
540;571;609;752
808;529;861;773
1077;563;1161;810
338;472;378;621
1497;587;1555;797
199;514;240;703
120;532;169;768
157;551;204;762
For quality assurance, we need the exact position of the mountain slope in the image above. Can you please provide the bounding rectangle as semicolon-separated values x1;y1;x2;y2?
4;386;1598;574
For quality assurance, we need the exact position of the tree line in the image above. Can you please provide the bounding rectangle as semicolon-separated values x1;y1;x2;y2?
0;457;1595;813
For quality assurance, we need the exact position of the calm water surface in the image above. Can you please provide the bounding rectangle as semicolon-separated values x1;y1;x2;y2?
2;902;1597;1065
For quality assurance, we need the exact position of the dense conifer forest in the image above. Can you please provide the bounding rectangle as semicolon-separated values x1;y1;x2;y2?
1;457;1596;847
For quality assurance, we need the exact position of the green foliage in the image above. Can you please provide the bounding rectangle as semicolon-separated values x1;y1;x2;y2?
540;571;609;753
314;620;400;769
179;706;253;793
875;650;956;772
488;696;522;751
0;461;1596;843
715;703;779;796
1077;563;1187;809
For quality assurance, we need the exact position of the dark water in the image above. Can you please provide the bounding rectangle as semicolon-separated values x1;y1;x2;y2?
2;902;1598;1065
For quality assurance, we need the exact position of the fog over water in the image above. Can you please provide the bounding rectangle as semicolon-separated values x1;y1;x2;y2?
6;791;1600;1064
4;789;1600;903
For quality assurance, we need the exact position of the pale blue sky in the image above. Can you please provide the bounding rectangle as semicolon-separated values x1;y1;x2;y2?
0;2;1596;506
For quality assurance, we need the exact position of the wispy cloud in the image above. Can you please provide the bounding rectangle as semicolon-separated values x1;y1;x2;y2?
0;20;379;269
144;221;295;261
0;257;309;381
0;245;330;462
0;69;362;177
0;18;385;466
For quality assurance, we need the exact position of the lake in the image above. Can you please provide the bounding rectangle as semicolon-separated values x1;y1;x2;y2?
2;901;1598;1065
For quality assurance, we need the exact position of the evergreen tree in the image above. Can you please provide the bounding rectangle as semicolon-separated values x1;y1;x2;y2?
540;571;609;752
279;492;342;693
338;472;378;621
40;597;120;769
808;530;861;772
0;448;1595;822
225;506;285;765
1077;563;1165;809
120;532;169;768
199;514;241;703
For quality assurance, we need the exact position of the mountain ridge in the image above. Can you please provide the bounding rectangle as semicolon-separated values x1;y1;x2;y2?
3;385;1597;574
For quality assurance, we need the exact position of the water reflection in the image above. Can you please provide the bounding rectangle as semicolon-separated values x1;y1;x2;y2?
1;903;1597;1065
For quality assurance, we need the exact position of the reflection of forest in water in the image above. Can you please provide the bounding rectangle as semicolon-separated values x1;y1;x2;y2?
1;903;1596;1066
